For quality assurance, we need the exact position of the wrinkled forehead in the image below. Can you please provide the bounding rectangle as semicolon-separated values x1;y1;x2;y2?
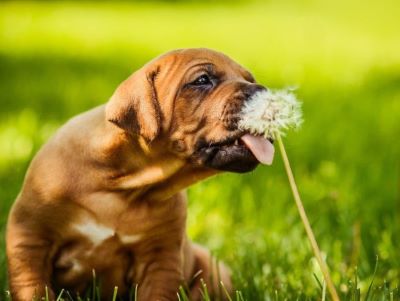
145;48;255;82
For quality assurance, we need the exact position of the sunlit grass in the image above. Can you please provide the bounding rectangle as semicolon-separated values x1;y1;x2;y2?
1;0;399;85
0;0;399;300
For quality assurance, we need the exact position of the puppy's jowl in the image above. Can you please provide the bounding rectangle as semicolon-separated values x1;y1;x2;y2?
6;48;274;301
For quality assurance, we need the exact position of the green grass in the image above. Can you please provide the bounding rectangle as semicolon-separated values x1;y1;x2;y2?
0;0;399;300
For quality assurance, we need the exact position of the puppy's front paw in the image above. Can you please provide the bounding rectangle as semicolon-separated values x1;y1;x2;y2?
189;244;232;301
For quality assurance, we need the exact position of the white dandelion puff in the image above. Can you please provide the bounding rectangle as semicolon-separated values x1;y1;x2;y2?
238;89;303;139
241;88;340;301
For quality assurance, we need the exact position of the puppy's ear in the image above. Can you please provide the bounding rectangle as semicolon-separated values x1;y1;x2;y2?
106;67;161;142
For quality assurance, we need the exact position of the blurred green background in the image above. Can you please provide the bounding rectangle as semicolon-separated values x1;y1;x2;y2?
0;0;399;300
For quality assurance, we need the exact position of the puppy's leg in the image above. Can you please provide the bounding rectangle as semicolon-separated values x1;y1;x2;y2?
186;243;232;301
136;248;184;301
7;218;55;301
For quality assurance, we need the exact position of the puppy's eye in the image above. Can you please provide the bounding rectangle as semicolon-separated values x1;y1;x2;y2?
191;74;212;86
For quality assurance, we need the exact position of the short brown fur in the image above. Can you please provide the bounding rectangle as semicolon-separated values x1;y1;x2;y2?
6;48;263;301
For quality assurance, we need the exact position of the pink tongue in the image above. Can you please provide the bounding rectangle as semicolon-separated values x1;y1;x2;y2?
240;134;275;165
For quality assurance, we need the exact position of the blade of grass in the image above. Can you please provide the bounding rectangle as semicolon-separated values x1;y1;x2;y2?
209;252;214;296
277;134;340;301
313;273;323;291
365;256;379;301
66;290;74;301
200;278;211;301
216;257;223;300
178;286;190;301
220;281;233;301
112;287;118;301
192;269;203;281
56;289;65;301
92;270;96;301
96;287;101;301
129;284;138;301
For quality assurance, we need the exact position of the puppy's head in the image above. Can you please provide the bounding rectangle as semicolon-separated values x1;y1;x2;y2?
106;48;267;173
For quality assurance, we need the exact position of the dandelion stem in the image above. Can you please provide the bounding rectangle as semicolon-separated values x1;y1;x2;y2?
276;134;340;301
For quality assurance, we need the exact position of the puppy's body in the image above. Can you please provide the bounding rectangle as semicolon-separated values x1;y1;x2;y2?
7;49;266;300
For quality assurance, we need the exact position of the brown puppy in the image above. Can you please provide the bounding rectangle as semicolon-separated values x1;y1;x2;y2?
6;48;267;301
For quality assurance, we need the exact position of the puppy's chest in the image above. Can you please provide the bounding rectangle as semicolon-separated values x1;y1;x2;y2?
54;217;141;285
71;218;142;247
53;200;186;291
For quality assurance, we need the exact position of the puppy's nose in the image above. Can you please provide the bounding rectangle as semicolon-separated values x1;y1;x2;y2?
243;84;267;98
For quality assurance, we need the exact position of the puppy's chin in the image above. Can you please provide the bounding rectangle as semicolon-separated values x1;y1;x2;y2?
193;144;259;173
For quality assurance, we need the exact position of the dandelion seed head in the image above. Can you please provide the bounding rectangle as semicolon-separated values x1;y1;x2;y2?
238;89;303;139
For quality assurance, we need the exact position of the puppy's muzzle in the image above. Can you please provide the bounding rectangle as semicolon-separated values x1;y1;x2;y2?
193;83;268;173
243;84;267;99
